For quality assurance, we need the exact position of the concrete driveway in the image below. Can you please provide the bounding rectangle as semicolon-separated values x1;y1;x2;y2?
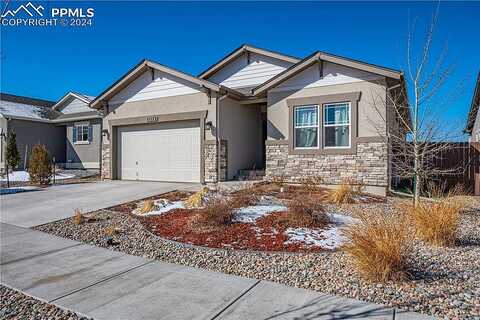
0;180;200;227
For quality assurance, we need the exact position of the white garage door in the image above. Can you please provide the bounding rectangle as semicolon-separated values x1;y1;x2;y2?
117;120;201;182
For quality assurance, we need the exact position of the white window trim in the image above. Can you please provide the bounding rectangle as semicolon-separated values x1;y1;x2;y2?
323;102;351;149
74;122;90;145
293;105;319;149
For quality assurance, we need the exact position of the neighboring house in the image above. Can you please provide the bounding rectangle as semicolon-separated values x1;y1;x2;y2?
465;72;480;142
52;92;102;169
0;92;102;170
90;44;408;195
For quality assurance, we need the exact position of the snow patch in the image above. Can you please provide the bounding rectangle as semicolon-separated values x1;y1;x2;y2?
133;200;185;216
0;171;75;182
285;213;359;250
232;205;287;223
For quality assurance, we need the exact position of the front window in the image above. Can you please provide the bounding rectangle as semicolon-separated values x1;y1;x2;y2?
324;102;350;148
294;105;319;148
75;124;90;143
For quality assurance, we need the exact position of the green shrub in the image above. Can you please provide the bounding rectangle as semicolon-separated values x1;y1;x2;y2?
28;144;52;185
5;131;21;170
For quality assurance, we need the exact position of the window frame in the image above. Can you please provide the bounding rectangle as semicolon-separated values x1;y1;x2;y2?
293;105;320;149
74;122;90;144
323;102;351;149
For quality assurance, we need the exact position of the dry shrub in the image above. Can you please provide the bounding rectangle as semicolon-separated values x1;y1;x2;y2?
299;176;323;194
270;174;286;187
342;211;412;282
73;209;85;225
139;200;155;214
275;197;329;228
189;198;233;231
230;188;258;208
407;198;462;246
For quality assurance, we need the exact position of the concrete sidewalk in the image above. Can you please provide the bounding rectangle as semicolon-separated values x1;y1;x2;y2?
0;223;434;320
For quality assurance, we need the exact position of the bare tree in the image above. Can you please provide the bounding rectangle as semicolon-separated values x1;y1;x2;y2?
370;4;464;205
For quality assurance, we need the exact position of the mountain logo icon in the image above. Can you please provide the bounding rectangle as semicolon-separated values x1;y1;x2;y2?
1;2;44;18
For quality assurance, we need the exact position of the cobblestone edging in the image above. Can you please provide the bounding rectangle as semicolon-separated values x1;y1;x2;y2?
265;141;388;187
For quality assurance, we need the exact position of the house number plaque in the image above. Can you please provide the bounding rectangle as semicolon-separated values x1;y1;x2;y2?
146;116;159;122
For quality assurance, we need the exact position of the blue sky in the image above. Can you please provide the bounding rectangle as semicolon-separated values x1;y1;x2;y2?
1;1;478;138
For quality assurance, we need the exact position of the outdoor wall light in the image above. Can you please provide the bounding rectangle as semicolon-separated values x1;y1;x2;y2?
101;129;109;138
205;121;213;130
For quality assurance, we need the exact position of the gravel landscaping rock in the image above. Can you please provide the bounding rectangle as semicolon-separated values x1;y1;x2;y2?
34;197;480;319
0;285;89;320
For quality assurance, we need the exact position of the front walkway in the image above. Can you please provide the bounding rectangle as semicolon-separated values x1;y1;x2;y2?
0;223;433;320
0;180;200;227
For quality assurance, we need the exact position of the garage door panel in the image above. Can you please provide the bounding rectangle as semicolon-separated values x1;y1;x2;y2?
117;121;200;183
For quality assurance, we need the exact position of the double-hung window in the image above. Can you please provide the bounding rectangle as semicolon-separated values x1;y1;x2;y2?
294;105;319;148
74;123;90;144
324;102;351;148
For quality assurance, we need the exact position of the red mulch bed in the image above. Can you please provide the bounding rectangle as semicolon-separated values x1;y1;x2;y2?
137;209;326;253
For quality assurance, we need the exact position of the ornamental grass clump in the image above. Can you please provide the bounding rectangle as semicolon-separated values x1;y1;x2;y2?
328;179;365;204
342;211;412;282
139;200;156;214
407;198;462;247
73;209;85;225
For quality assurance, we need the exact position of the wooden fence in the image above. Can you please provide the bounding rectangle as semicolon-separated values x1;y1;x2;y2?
428;142;480;195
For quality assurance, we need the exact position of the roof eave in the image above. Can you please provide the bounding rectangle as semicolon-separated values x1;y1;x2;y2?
91;59;220;109
252;51;403;96
198;44;301;79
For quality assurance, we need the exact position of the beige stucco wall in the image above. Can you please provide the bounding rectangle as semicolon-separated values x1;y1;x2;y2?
267;79;388;140
104;92;217;141
219;97;263;179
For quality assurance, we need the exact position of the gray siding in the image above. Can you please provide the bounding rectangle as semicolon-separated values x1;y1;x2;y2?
7;119;65;169
66;118;102;169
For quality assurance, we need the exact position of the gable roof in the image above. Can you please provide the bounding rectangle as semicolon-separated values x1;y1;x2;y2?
465;72;480;134
52;91;95;110
90;59;227;109
198;44;301;80
252;51;403;96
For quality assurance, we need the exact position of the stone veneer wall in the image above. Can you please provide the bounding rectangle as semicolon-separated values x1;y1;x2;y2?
265;141;388;187
204;140;227;183
101;142;111;180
